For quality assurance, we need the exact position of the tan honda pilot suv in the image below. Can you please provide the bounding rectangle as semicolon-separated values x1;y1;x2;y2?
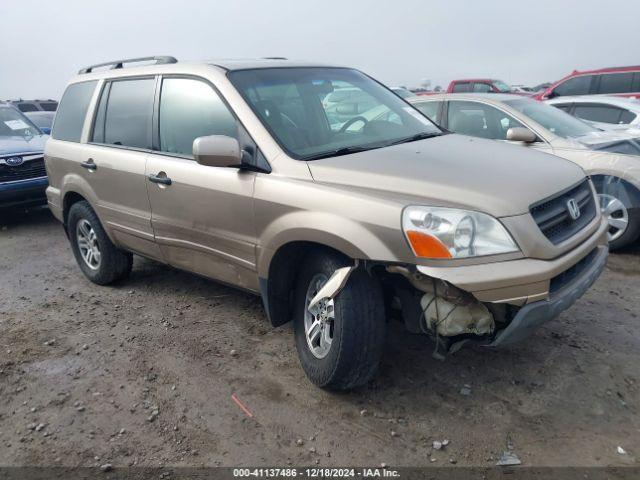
45;56;609;389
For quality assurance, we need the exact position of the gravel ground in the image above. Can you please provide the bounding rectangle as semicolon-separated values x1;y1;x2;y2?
1;207;639;468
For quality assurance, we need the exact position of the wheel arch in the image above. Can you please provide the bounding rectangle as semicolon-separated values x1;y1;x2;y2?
260;241;356;327
590;174;640;208
62;190;88;227
256;212;399;327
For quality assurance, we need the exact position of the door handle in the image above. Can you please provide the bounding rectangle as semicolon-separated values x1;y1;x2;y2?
81;159;97;171
148;173;172;186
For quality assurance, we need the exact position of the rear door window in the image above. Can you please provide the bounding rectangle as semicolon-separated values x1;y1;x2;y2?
472;83;492;93
573;104;624;124
553;75;593;96
158;77;238;157
101;78;155;149
598;72;634;94
52;81;98;142
451;82;471;93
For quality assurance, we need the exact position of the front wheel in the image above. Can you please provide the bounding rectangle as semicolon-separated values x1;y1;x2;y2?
598;192;640;251
293;251;386;390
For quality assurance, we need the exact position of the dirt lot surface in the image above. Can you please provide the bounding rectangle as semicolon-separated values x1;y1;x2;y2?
1;207;639;468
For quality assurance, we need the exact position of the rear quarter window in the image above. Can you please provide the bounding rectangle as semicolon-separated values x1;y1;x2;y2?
39;102;58;112
52;81;98;142
598;72;634;94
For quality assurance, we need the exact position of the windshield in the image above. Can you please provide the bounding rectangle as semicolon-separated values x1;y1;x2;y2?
0;107;41;138
492;80;512;93
505;98;599;139
228;67;441;160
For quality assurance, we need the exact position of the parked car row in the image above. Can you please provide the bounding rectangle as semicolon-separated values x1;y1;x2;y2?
413;65;640;102
546;95;640;132
409;93;640;250
0;102;49;209
6;98;58;112
40;56;610;390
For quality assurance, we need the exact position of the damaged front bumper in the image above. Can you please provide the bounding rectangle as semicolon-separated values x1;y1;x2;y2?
388;217;609;351
489;245;607;346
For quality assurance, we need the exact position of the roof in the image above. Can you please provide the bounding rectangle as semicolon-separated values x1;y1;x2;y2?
76;56;343;77
208;58;342;71
408;93;525;103
449;78;500;83
571;65;640;75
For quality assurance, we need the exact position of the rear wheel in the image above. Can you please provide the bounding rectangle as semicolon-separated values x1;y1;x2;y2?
293;251;386;390
67;201;132;285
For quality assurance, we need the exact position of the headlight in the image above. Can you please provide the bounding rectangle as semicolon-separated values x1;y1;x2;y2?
402;206;519;259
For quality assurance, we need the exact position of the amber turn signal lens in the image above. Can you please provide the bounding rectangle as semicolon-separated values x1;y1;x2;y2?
406;230;452;259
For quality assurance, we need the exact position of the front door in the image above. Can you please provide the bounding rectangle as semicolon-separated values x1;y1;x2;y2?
145;76;258;291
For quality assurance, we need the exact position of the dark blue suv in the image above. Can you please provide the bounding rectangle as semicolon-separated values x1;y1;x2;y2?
0;103;49;209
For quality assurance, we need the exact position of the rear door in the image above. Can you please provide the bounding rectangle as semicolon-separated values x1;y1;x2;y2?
595;72;635;96
84;77;161;259
145;76;258;291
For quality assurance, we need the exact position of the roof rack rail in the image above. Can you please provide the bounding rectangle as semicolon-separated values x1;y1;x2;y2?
262;57;288;60
78;56;177;74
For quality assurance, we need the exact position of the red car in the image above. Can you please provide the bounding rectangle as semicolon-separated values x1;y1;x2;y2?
534;65;640;101
444;78;512;93
416;78;524;96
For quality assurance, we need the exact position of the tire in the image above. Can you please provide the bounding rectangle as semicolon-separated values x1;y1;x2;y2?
594;177;640;251
609;208;640;251
293;251;385;390
67;201;133;285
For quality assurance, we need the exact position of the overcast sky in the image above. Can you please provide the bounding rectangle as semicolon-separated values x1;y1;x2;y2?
1;0;638;99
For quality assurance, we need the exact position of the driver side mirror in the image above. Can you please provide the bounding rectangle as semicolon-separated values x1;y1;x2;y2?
506;127;537;143
193;135;241;168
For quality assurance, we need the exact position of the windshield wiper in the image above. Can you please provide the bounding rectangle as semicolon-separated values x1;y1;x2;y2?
387;131;444;146
303;145;375;161
302;131;445;161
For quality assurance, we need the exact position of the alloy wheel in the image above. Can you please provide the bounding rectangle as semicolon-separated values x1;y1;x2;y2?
76;219;101;270
304;274;335;359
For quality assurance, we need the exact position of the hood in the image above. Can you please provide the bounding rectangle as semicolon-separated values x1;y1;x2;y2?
0;134;48;156
573;129;640;148
307;134;586;217
569;129;640;156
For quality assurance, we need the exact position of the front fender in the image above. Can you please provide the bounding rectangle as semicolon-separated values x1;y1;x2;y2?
557;148;640;191
257;210;398;278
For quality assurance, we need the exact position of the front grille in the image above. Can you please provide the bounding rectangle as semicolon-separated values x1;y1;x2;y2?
0;158;47;183
530;180;596;245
